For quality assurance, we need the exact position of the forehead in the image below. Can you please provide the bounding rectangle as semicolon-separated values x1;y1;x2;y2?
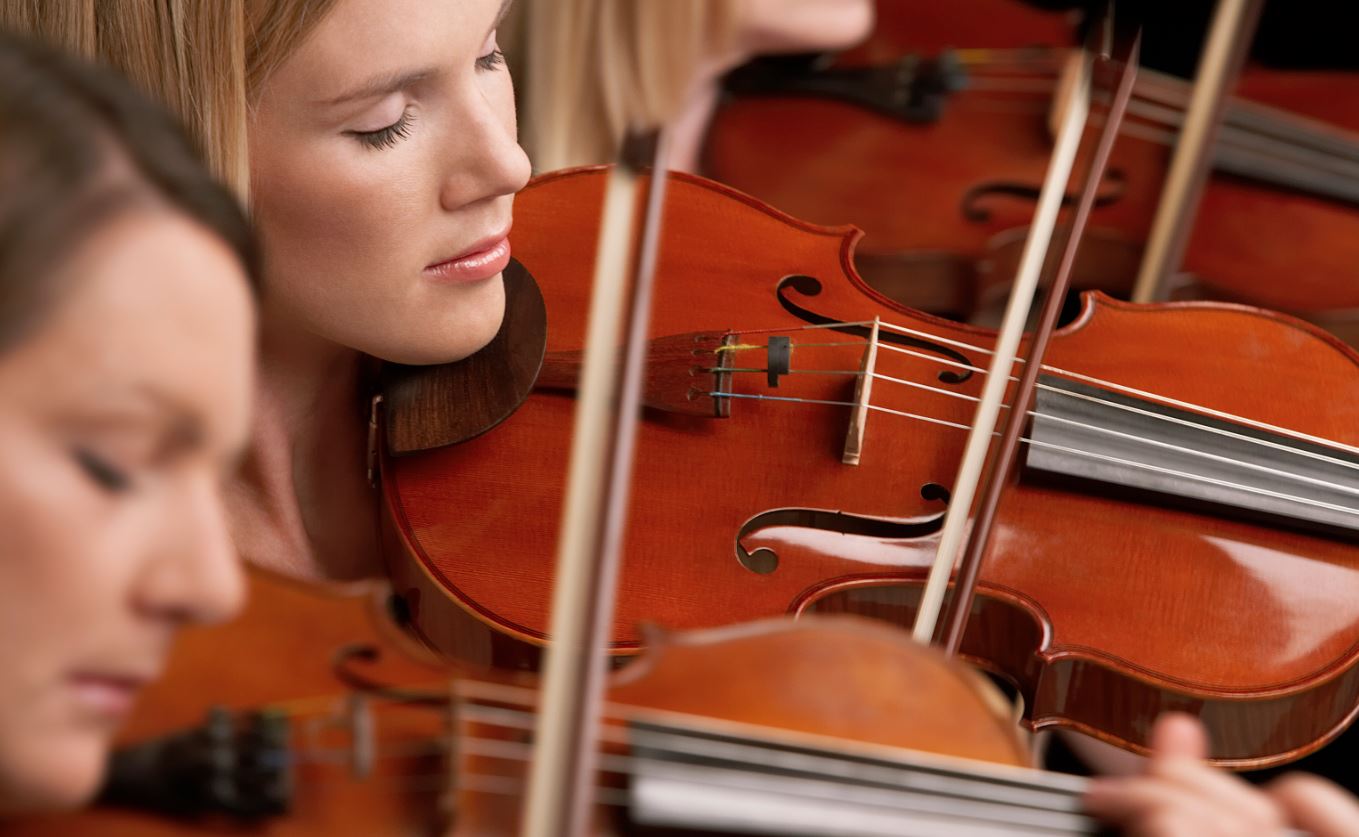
0;211;255;446
282;0;505;86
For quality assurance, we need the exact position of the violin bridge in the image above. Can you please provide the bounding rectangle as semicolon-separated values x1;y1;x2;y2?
842;317;880;466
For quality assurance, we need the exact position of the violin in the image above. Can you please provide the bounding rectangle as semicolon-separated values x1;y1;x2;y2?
703;0;1359;341
3;567;453;836
378;162;1359;768
9;571;1120;834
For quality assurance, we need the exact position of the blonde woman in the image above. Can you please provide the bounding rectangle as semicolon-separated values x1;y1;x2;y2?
3;0;532;583
506;0;875;172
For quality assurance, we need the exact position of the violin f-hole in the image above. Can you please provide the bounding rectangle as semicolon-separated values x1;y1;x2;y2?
959;168;1127;223
735;507;947;575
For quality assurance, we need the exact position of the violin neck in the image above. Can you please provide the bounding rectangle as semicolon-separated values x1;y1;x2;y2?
624;716;1098;836
1213;95;1359;208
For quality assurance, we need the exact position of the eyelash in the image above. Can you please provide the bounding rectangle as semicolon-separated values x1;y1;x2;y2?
476;48;506;72
349;49;505;151
351;108;414;151
74;447;132;494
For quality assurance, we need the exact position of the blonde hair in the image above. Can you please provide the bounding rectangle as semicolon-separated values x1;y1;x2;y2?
506;0;738;172
0;0;338;199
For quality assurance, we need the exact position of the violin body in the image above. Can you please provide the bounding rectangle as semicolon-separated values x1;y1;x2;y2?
12;609;1044;835
453;616;1036;835
382;166;1359;767
703;0;1359;338
1191;69;1359;335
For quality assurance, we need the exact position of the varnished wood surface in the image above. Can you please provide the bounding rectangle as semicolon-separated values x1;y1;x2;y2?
703;0;1359;335
384;166;1359;766
451;616;1033;834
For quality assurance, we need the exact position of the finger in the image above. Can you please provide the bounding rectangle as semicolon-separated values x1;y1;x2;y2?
1084;776;1251;834
1269;773;1359;837
1149;758;1284;830
1149;713;1209;760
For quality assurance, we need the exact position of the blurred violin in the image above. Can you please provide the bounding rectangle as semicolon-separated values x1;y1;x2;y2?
703;0;1359;340
3;567;453;836
8;576;1122;834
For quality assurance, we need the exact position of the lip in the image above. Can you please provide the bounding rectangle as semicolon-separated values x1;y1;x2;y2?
424;226;513;284
67;671;154;720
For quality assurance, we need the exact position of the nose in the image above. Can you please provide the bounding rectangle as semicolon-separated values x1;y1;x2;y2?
438;82;533;213
134;475;246;628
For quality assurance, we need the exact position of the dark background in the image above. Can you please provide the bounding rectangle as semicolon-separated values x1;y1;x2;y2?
1023;0;1359;76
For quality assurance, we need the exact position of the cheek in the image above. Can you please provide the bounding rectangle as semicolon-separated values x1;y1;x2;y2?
255;142;429;278
492;70;521;142
0;442;128;678
249;106;517;363
0;447;120;811
0;728;107;813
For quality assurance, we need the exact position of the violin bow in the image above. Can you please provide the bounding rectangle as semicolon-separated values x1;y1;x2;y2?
520;131;671;837
911;6;1143;652
1131;0;1264;302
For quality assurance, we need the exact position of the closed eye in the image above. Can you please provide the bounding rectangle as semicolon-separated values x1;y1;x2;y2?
348;107;414;150
476;48;505;72
74;447;133;493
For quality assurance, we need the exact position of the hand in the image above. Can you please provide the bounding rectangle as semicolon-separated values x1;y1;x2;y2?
1083;713;1359;836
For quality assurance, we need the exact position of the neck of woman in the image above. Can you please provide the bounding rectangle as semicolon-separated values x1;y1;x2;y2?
228;310;385;583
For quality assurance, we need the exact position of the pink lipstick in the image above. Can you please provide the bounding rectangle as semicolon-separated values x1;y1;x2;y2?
425;233;512;284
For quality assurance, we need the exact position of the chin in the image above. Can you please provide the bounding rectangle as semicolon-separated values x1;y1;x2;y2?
371;272;507;366
0;738;106;814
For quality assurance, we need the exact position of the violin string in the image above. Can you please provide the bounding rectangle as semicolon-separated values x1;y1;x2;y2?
278;724;1101;829
202;690;1121;828
885;339;1359;471
244;698;1290;837
945;59;1359;190
709;391;1359;519
1096;100;1359;187
280;728;1099;825
239;765;1119;837
917;51;1359;180
722;320;1359;461
869;323;1359;457
277;757;1101;836
451;695;1092;799
711;363;1359;501
718;337;1359;484
286;745;1082;820
291;738;449;765
276;727;1089;815
451;682;1087;793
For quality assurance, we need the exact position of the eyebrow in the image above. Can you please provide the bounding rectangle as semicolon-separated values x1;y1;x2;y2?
142;389;247;477
129;383;208;458
318;68;437;107
317;0;516;108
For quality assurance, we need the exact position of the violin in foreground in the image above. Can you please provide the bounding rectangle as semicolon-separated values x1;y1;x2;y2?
4;568;1133;836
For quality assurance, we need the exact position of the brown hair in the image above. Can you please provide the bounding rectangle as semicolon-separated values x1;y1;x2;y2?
0;31;257;349
1;0;339;199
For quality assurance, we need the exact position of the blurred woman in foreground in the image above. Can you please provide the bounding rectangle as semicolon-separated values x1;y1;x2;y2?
0;33;256;814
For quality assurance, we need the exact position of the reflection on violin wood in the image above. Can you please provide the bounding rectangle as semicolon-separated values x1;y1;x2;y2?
383;167;1359;767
